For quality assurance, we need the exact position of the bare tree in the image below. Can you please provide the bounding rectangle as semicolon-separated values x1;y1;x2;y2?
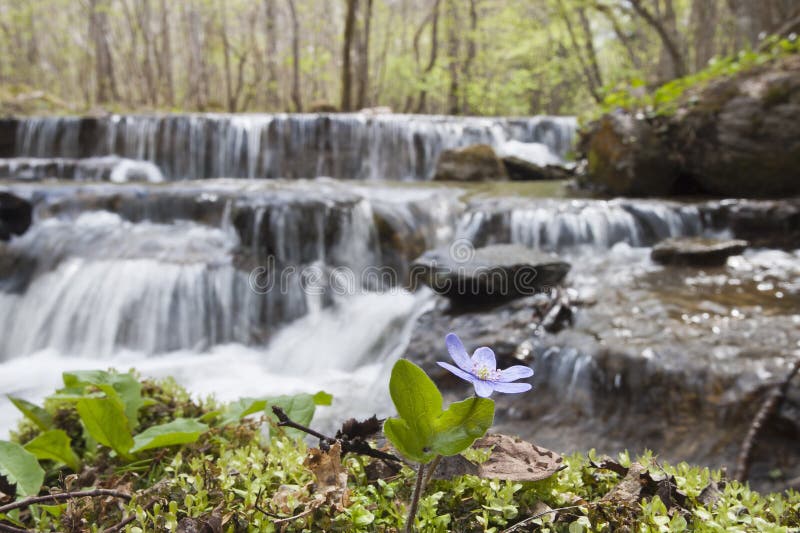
356;0;373;110
341;0;358;111
629;0;687;78
88;0;119;104
286;0;302;111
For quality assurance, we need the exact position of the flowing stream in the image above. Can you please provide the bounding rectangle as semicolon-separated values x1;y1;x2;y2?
0;114;797;482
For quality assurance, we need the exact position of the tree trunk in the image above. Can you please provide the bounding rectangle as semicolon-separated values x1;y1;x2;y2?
89;0;119;104
415;0;441;113
555;0;602;103
287;0;302;111
159;0;175;106
630;0;688;79
577;7;603;89
461;0;478;114
264;0;279;108
356;0;373;110
592;2;641;70
446;0;460;115
341;0;358;111
691;0;718;72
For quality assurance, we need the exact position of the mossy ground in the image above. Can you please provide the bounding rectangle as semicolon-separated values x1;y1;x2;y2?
2;376;798;532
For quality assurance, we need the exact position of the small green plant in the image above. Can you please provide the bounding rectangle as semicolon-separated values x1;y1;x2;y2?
384;333;534;531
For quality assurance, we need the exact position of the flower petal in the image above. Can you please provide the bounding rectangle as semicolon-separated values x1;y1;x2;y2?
491;382;532;394
445;333;472;371
437;361;478;384
497;365;534;382
472;380;495;398
471;347;497;371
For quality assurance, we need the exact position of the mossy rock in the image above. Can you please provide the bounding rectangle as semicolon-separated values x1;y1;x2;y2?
433;143;508;182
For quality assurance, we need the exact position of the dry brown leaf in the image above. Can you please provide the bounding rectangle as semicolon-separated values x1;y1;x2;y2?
473;433;564;482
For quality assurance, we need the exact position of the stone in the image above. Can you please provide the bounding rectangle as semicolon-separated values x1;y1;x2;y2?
502;156;573;181
411;243;570;305
651;237;748;267
0;192;32;240
433;144;508;182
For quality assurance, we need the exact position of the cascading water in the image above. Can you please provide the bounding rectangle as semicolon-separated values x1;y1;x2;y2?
10;113;576;180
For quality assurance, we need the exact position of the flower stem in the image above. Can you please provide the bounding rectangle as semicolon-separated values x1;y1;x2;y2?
405;462;426;533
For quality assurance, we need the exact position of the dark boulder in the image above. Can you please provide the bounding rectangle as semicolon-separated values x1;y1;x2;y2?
0;119;17;157
433;144;508;182
502;156;573;181
581;112;680;196
0;192;32;240
651;237;748;267
411;243;570;305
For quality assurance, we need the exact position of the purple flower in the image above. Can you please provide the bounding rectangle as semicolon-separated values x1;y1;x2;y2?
437;333;534;398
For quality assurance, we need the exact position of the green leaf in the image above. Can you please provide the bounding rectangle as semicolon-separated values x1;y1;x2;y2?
266;394;317;439
312;391;333;406
23;430;80;472
62;370;144;428
218;398;268;426
130;418;209;454
7;396;53;431
431;397;494;456
384;360;494;463
75;397;134;460
0;441;45;498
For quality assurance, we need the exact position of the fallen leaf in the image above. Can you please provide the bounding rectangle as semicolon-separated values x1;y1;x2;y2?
473;434;564;482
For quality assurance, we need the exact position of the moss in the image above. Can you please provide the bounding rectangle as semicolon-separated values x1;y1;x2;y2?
4;375;799;532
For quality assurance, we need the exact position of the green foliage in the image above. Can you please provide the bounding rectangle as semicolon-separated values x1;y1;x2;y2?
0;440;44;498
597;36;800;119
75;396;135;460
384;359;494;463
7;397;53;432
22;430;80;472
130;418;209;454
2;373;799;532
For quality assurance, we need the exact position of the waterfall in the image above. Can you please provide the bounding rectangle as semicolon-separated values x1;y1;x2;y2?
10;114;577;180
457;198;704;250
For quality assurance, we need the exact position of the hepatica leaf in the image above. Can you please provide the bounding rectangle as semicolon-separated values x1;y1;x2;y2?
266;394;317;439
76;397;134;460
218;398;268;426
23;430;80;472
431;397;494;456
130;418;209;453
384;360;494;463
0;440;45;498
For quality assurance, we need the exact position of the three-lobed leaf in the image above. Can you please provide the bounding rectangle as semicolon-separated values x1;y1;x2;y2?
384;360;495;463
265;391;332;439
130;418;209;453
0;441;45;498
23;430;80;472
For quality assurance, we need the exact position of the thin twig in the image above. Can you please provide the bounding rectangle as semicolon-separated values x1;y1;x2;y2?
0;489;132;515
0;522;29;533
272;507;315;525
271;406;400;463
500;504;589;533
735;356;800;481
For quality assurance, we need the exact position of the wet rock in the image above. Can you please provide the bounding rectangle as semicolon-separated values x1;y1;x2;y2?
411;244;570;305
0;192;32;240
581;111;679;196
651;237;748;267
502;156;573;181
308;101;339;113
433;144;508;182
0;118;17;157
701;199;800;249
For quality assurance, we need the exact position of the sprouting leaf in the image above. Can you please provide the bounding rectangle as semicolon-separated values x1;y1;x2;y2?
312;391;333;406
7;396;53;431
62;370;144;428
130;418;208;454
23;430;80;472
75;397;134;460
0;440;45;498
218;398;268;426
